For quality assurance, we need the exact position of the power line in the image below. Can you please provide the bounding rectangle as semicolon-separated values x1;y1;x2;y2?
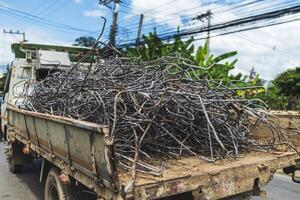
23;0;73;33
208;17;300;60
11;0;55;27
118;0;269;31
0;4;92;34
117;0;219;31
116;0;184;28
148;2;299;40
102;0;231;40
118;0;288;37
193;16;300;41
120;3;300;46
32;0;58;16
176;4;300;39
119;0;299;39
115;0;265;40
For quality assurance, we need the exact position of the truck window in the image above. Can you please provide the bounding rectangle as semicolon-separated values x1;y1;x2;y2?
36;68;59;81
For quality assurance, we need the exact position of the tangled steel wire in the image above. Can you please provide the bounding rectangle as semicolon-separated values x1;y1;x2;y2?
22;53;288;178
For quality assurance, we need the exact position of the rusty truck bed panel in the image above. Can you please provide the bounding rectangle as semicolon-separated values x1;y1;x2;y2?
7;107;117;195
8;106;108;132
257;111;300;151
120;152;297;199
270;110;300;128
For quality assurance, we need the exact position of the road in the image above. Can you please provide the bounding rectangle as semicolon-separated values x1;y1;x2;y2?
257;174;300;200
0;142;299;200
0;142;43;200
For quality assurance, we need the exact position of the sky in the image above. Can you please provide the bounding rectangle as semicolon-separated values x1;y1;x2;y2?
0;0;299;80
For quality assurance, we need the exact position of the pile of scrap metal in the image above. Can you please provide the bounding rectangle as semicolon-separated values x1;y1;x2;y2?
21;53;294;176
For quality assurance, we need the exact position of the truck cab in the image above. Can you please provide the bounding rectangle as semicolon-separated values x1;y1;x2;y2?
1;42;95;140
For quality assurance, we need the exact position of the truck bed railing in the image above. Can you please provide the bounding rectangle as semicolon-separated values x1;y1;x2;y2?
6;106;300;199
7;106;119;198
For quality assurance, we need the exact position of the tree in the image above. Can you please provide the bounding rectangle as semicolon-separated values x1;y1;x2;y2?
124;31;265;98
270;67;300;110
73;36;96;47
126;32;241;80
124;32;238;80
193;40;238;80
262;83;288;110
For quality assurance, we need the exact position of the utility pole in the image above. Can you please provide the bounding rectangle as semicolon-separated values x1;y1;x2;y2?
110;0;120;46
136;14;144;44
100;0;120;46
3;29;27;42
193;10;212;54
206;10;212;55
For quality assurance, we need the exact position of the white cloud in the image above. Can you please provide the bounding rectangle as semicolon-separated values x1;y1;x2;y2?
0;1;12;8
204;1;300;80
74;0;82;4
206;21;300;81
129;0;203;28
84;10;103;17
125;0;300;80
83;6;110;18
0;32;15;66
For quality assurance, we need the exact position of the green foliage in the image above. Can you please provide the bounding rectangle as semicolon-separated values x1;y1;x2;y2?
273;67;300;96
262;83;288;110
125;31;194;60
193;40;238;80
124;31;265;98
265;67;300;110
73;36;96;47
125;32;240;81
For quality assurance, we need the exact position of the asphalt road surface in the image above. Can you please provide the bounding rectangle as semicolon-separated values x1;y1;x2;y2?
0;142;299;200
260;173;300;200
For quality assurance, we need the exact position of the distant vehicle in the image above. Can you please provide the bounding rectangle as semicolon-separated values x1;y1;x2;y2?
1;42;300;200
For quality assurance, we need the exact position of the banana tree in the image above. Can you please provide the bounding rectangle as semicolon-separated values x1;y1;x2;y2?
193;41;238;81
125;31;194;60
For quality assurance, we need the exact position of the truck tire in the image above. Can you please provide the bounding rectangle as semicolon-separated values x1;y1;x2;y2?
8;143;24;173
3;126;7;142
45;168;68;200
45;168;81;200
8;156;23;173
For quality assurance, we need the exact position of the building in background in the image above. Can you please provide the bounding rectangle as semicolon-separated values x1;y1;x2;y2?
249;66;257;82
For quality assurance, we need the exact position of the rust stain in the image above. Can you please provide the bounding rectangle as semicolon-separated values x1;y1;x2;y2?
122;152;297;200
7;106;109;133
38;138;94;171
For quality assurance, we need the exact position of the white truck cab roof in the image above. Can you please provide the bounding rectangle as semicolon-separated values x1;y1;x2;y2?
1;42;98;129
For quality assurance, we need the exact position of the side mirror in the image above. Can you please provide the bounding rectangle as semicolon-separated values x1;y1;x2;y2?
283;162;300;184
292;164;300;184
292;171;300;183
283;165;295;174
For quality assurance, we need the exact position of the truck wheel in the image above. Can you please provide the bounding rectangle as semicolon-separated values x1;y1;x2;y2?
8;143;24;173
3;126;7;142
45;168;68;200
8;156;23;173
45;168;80;200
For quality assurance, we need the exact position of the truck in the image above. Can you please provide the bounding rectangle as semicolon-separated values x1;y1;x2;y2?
1;42;300;200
